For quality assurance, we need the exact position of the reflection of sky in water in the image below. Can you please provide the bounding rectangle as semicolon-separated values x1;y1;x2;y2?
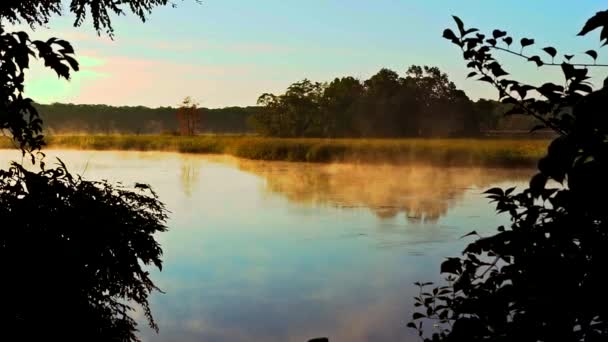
0;150;532;342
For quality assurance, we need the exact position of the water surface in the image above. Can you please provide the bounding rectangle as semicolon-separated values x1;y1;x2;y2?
0;150;533;342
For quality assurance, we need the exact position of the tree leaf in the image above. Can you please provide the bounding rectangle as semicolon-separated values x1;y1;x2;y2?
542;47;557;58
585;50;598;61
530;173;548;196
464;28;479;35
503;37;513;46
479;76;494;83
602;26;608;46
412;312;426;320
489;64;508;77
578;10;608;36
492;30;507;39
443;29;458;41
441;258;462;275
562;63;575;80
453;15;465;35
467;71;478;78
564;54;574;61
528;55;544;67
460;231;479;239
520;38;535;48
484;188;504;196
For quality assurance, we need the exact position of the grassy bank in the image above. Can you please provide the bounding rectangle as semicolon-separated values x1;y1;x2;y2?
0;135;548;167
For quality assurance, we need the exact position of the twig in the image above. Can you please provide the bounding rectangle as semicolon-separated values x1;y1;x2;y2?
479;255;501;279
491;46;608;67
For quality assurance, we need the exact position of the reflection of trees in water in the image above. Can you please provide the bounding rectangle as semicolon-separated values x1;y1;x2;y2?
237;161;532;222
180;157;200;197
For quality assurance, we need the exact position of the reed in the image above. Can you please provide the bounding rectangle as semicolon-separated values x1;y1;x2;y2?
0;135;548;167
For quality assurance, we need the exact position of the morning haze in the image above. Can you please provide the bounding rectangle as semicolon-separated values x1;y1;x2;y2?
1;2;607;342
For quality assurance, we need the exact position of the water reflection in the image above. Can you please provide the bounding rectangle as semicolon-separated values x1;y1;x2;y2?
236;161;532;222
0;150;535;342
180;157;201;197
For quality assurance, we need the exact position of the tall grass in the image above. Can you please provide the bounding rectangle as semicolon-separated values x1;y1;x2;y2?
0;135;548;167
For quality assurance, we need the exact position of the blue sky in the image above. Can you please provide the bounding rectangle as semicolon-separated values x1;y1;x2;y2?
21;1;608;108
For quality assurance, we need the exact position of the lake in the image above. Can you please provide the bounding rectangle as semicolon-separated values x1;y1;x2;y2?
0;150;533;342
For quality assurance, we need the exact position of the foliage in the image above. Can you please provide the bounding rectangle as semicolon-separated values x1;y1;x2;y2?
0;25;79;154
410;10;608;342
251;79;325;137
0;1;181;340
250;66;528;138
0;0;193;36
0;161;167;341
34;103;257;134
175;96;201;136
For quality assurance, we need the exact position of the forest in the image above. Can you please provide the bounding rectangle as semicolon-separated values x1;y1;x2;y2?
245;65;537;138
35;65;538;137
35;103;258;134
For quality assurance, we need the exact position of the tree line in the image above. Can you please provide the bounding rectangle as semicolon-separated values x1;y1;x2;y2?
34;103;257;134
32;68;541;137
249;65;539;138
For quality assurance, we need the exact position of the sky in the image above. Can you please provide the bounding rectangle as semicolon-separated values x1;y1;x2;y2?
17;1;608;108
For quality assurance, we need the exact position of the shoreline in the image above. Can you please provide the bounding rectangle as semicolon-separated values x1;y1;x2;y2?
0;135;548;167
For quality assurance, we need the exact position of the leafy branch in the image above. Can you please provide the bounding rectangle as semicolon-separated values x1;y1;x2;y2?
491;45;608;67
411;9;608;342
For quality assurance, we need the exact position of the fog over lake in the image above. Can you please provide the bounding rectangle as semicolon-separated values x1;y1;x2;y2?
0;150;533;342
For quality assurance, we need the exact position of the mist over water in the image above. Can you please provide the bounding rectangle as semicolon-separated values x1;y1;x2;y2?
0;150;533;342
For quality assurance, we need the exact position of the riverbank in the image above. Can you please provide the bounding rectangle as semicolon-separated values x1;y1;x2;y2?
0;135;548;167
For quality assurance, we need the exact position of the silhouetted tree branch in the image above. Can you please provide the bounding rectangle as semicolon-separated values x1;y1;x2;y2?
0;1;189;341
412;9;608;341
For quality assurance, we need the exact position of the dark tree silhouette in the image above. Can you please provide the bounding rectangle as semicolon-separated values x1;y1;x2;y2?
250;65;495;138
0;161;167;341
410;9;608;342
0;1;184;341
32;103;256;134
176;96;202;136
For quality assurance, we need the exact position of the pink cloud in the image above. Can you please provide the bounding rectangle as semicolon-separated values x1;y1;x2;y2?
62;53;284;107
